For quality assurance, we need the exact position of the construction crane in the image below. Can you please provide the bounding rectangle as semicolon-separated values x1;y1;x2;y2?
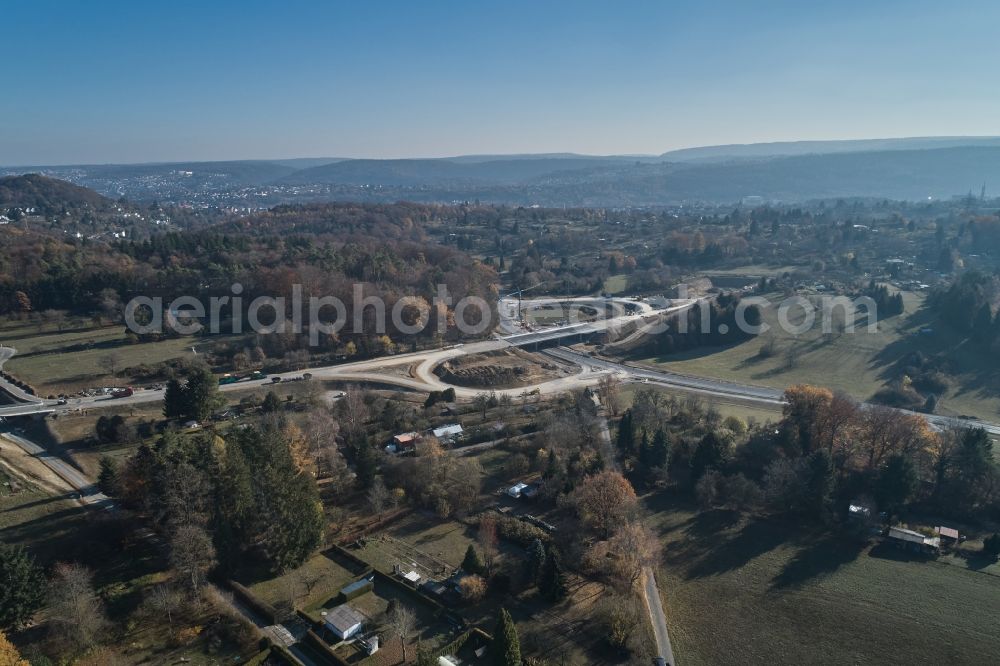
504;282;547;323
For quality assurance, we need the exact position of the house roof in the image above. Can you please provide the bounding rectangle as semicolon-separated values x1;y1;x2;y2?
432;424;463;438
394;432;420;444
325;604;364;633
340;579;371;596
888;527;940;547
937;526;960;539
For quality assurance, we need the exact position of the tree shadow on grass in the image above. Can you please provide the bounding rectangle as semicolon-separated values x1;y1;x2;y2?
668;514;789;580
867;542;936;563
769;534;865;590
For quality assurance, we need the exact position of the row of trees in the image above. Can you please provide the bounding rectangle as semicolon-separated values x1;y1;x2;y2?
615;384;999;525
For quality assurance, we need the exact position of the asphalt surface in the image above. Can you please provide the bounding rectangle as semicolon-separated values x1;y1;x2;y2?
595;409;676;665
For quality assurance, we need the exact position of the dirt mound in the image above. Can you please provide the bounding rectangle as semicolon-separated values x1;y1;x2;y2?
434;348;565;388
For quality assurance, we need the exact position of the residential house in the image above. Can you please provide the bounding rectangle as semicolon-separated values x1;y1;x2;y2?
324;604;365;640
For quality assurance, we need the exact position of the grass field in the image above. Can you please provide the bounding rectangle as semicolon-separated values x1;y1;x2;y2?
247;552;361;614
0;472;89;563
0;321;207;394
619;384;782;425
646;497;1000;665
355;514;482;578
632;290;1000;421
603;274;628;295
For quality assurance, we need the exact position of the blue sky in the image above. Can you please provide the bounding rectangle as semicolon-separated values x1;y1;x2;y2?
3;0;999;165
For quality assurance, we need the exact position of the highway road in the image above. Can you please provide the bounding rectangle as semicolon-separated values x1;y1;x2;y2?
0;429;109;506
4;295;1000;438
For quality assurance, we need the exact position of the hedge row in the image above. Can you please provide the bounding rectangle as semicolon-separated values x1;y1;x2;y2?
227;579;280;626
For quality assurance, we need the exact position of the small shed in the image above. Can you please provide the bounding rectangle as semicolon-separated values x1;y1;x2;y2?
339;578;373;602
886;527;940;554
507;483;529;498
325;604;365;640
936;526;960;543
432;423;464;441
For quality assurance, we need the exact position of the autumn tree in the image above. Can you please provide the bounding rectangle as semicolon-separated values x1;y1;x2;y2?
0;630;29;666
573;470;638;537
602;523;662;589
387;602;416;663
99;351;124;384
478;513;499;575
169;524;217;594
46;563;108;651
367;477;390;519
597;593;639;656
459;574;487;604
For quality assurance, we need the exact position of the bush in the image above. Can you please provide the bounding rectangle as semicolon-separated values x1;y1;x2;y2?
493;514;549;547
983;533;1000;561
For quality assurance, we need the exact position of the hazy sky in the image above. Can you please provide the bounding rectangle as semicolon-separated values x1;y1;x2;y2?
3;0;1000;165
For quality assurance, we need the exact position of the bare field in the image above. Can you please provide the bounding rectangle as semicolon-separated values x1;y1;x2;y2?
646;498;1000;666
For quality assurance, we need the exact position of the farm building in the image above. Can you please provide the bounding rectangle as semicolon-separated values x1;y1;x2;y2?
324;604;365;640
886;527;940;554
431;423;464;441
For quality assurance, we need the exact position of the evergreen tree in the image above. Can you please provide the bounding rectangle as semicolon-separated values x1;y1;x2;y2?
355;441;378;488
649;428;670;469
488;607;522;666
0;543;45;630
232;424;323;572
162;378;186;419
616;410;634;453
637;430;650;468
538;551;567;602
691;432;728;480
972;303;994;345
211;440;255;571
462;544;485;575
525;538;546;585
543;449;558;480
261;390;283;413
163;367;224;421
183;365;224;421
416;646;437;666
97;456;121;497
803;449;835;517
875;453;917;516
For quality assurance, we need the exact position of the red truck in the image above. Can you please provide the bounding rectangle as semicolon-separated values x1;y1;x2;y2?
111;387;134;398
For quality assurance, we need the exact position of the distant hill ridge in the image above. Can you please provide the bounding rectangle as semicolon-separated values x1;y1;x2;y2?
0;173;109;210
6;136;1000;204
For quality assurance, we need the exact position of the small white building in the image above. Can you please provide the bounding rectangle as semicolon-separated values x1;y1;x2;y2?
507;482;529;498
432;423;464;441
325;604;365;640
